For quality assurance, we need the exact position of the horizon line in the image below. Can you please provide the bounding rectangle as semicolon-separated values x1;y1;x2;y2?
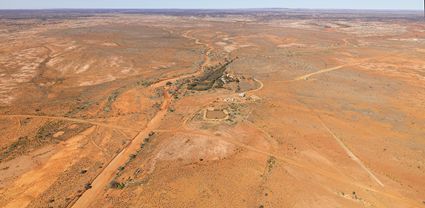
0;7;422;12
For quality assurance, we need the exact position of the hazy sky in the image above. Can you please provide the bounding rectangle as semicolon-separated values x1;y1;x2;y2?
0;0;422;10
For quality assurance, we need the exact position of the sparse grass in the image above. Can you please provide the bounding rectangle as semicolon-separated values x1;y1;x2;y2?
1;120;91;162
65;100;93;117
152;102;161;110
2;121;66;161
267;156;276;173
35;121;64;142
103;90;121;113
0;136;29;161
136;79;153;87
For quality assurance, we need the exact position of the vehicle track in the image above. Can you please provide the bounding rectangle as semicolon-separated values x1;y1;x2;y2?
293;54;395;81
182;30;213;67
247;78;264;94
150;30;212;89
295;64;351;81
318;117;385;187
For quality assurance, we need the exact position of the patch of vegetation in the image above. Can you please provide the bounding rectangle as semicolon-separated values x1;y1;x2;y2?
116;131;157;179
109;180;125;189
0;136;29;162
140;131;156;149
67;76;155;117
65;101;92;117
1;121;91;162
84;183;92;190
188;59;234;91
144;137;150;143
24;157;101;207
20;117;31;126
266;156;276;173
35;121;65;142
129;154;137;160
152;88;164;99
352;191;360;200
103;90;121;113
136;79;153;87
152;102;161;110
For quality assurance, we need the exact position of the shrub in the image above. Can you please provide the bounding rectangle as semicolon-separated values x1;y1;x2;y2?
109;180;125;189
84;183;92;190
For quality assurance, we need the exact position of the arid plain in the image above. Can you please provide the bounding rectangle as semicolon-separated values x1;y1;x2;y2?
0;10;424;208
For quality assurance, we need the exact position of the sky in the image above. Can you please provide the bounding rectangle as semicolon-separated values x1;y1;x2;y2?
0;0;422;10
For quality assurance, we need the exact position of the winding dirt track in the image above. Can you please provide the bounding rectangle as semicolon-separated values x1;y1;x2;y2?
182;30;213;67
150;30;212;89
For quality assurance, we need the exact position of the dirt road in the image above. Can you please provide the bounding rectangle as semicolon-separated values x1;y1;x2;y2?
295;64;350;81
293;55;395;81
318;117;385;187
71;90;171;208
